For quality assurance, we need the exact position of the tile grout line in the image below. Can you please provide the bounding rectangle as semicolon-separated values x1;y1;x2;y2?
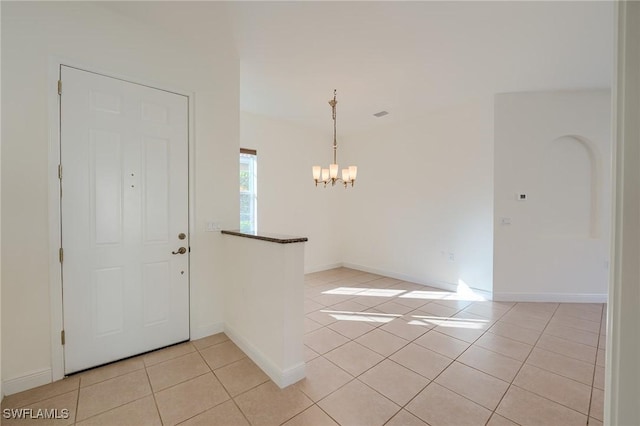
74;394;154;425
305;273;604;425
311;402;343;426
73;376;81;425
514;348;599;387
196;344;250;423
145;340;236;425
514;307;604;386
482;301;561;425
483;308;601;378
308;293;505;425
482;319;598;365
142;364;165;426
197;342;291;421
72;369;156;424
229;395;253;426
302;297;438;423
309;360;404;425
384;307;516;424
171;341;242;425
585;306;607;425
405;301;523;425
304;286;519;424
490;303;606;424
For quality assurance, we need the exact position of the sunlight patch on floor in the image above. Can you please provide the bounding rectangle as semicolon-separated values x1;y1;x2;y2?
397;280;485;302
399;291;448;301
455;280;486;301
323;310;400;323
321;287;366;296
322;287;406;298
410;315;489;329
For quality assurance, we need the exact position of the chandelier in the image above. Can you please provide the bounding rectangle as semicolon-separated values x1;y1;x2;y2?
312;90;358;188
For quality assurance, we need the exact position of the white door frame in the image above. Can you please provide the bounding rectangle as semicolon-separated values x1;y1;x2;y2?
47;58;196;381
606;2;640;424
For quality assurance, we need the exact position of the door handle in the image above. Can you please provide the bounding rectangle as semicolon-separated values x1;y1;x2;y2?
172;247;187;255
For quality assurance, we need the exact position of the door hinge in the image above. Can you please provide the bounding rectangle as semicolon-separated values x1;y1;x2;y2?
58;164;62;180
57;80;62;95
59;248;64;263
61;330;65;345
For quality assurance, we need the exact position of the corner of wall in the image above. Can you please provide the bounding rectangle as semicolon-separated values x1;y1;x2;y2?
191;322;225;341
342;262;493;301
2;369;52;397
224;324;305;388
304;262;343;274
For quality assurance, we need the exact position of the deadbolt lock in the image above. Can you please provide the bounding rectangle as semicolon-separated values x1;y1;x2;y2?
178;233;186;240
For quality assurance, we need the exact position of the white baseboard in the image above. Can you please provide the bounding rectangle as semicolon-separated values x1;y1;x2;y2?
493;292;608;303
341;262;493;300
342;262;435;286
224;325;305;388
304;262;344;274
279;362;306;387
191;322;224;341
2;368;52;396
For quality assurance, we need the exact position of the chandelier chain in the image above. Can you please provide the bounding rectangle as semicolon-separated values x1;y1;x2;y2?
331;89;338;164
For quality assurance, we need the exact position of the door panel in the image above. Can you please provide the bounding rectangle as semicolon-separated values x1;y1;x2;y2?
142;261;171;327
60;66;189;374
91;129;123;245
143;137;170;243
93;267;124;337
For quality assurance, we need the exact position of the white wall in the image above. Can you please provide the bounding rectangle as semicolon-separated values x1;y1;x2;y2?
240;112;342;272
1;2;239;391
241;92;611;304
222;235;305;388
494;90;611;301
339;101;495;294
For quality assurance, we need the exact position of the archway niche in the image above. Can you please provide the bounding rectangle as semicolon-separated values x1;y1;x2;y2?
540;135;600;238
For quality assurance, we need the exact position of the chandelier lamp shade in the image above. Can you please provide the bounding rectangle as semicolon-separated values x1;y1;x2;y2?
312;90;358;188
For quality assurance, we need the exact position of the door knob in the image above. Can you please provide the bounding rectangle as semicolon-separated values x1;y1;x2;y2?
172;247;187;255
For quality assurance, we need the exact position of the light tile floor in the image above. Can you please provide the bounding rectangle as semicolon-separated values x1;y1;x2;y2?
2;268;606;425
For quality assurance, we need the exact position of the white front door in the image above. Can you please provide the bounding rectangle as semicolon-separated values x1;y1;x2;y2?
60;66;190;374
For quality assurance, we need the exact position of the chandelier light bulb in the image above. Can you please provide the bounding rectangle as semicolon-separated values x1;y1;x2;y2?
348;166;358;181
312;166;321;180
329;164;339;179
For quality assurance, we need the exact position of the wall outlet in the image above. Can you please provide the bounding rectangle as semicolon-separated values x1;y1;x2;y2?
448;253;455;262
206;221;221;232
516;193;527;201
500;217;512;225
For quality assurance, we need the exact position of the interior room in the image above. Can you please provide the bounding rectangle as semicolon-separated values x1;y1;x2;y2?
2;1;639;425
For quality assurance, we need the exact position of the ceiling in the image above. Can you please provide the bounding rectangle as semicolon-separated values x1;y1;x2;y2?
101;1;614;135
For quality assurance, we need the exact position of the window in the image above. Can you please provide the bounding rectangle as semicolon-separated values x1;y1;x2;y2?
240;148;257;233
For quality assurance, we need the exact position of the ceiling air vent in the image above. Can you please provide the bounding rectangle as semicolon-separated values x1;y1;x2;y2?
373;111;389;118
